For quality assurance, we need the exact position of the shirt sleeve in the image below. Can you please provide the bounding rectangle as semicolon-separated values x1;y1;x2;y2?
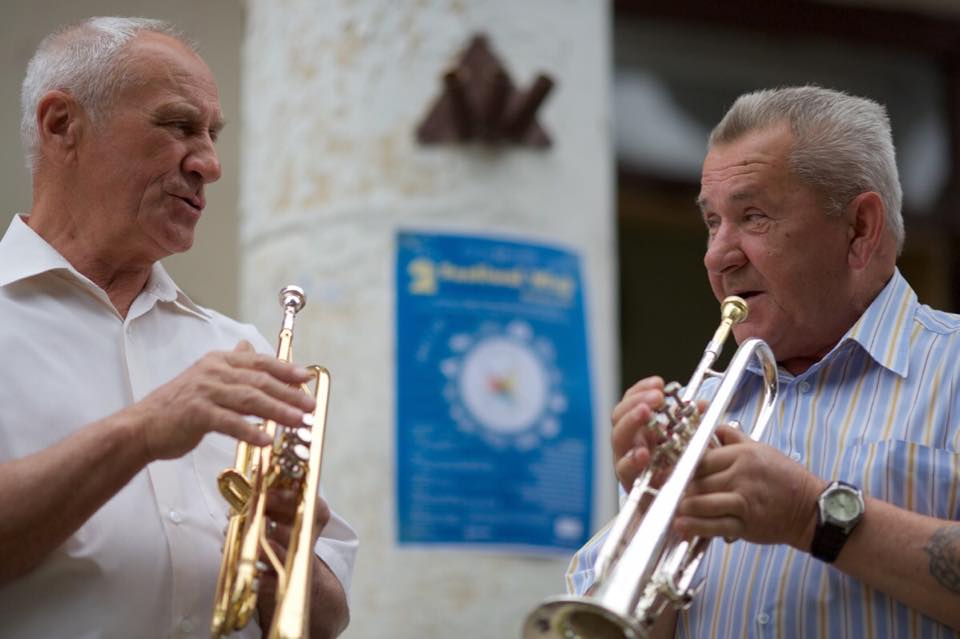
313;502;359;596
565;482;629;595
565;519;615;595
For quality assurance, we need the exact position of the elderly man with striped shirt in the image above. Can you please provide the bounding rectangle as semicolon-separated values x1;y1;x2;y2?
569;86;960;637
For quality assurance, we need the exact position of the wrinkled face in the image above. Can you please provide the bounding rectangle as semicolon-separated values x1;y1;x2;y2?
698;124;854;366
76;33;224;261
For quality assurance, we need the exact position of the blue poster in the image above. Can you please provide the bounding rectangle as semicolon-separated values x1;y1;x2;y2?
395;230;594;553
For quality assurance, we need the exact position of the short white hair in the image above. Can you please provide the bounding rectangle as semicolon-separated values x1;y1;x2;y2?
20;16;194;172
710;86;905;254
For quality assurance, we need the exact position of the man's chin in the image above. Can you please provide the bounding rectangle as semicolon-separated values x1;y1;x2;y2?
732;321;766;346
158;226;196;256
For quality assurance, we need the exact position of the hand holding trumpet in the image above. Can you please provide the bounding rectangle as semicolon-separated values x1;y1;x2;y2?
611;375;824;549
130;340;316;462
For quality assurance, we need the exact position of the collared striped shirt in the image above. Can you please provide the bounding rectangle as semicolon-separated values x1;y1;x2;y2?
566;269;960;638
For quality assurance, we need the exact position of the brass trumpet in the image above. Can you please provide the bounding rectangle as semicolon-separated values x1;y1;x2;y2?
523;296;779;639
211;285;331;639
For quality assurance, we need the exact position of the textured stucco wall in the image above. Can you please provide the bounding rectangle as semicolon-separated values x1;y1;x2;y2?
239;1;615;637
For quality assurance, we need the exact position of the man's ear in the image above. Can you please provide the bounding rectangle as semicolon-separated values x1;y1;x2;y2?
35;90;83;165
846;191;885;271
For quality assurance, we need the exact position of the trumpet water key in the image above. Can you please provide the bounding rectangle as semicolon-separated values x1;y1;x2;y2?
211;285;331;639
522;296;779;639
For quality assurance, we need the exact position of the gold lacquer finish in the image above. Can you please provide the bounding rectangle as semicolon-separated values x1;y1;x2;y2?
522;296;779;639
211;285;331;639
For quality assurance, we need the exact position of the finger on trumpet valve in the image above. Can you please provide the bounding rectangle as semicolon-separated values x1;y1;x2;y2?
664;381;683;400
646;413;670;439
680;402;698;418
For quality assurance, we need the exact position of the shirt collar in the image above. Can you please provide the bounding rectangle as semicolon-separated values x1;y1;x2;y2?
138;260;212;321
0;214;75;287
0;214;212;321
839;268;915;378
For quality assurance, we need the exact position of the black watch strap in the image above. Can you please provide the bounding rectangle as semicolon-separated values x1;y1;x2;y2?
810;510;848;563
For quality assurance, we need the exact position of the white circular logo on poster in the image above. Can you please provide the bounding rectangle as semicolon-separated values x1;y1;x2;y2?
442;320;567;449
458;336;549;434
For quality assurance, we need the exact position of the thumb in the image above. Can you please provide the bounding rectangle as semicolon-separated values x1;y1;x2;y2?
715;424;749;446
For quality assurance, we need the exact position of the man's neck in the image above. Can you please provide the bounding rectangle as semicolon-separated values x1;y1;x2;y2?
26;202;153;318
778;267;896;378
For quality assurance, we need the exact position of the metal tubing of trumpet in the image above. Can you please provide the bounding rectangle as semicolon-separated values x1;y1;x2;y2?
590;296;747;589
592;337;776;618
633;340;778;617
268;366;331;639
211;286;307;638
681;296;747;404
523;298;778;639
592;470;654;582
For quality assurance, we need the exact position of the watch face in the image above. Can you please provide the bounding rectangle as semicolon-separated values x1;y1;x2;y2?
825;488;862;523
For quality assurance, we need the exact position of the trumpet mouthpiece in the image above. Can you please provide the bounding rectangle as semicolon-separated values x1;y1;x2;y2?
721;296;749;325
279;285;307;313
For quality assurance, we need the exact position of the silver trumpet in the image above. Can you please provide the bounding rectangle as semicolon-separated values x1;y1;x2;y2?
523;296;779;639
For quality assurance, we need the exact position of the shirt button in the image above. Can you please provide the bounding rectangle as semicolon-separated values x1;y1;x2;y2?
178;618;194;634
757;612;770;625
790;451;802;462
168;510;183;525
798;381;811;393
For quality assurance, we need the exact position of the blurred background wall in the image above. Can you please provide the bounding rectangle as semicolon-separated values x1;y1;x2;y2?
237;2;616;637
3;0;960;637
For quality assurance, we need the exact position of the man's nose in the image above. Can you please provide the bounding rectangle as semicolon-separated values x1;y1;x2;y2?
703;224;746;274
184;137;222;184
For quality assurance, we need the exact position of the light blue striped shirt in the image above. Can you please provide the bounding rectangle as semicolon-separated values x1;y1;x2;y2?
566;269;960;638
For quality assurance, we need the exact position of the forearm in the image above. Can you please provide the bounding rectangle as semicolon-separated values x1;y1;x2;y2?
0;411;149;585
828;498;960;628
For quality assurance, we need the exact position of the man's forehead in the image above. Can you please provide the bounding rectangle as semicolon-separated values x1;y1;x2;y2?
697;129;792;213
123;32;218;93
117;33;223;126
127;31;198;62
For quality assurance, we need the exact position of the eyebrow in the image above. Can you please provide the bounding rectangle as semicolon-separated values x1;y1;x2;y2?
696;189;757;213
155;102;227;135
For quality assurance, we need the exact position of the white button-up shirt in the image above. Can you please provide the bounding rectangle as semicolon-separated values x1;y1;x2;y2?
0;216;357;639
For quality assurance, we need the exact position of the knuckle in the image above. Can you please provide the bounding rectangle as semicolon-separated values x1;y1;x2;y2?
251;370;276;390
231;387;263;414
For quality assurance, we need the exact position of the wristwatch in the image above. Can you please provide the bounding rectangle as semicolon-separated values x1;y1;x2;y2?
810;480;864;563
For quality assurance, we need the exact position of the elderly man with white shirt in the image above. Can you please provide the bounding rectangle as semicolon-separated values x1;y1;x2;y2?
0;17;356;639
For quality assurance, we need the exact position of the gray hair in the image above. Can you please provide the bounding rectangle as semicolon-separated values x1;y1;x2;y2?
709;86;905;254
20;16;194;172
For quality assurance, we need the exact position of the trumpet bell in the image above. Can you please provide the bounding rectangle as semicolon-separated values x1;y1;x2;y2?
522;596;645;639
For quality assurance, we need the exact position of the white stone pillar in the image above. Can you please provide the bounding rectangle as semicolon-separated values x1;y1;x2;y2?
239;1;614;637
